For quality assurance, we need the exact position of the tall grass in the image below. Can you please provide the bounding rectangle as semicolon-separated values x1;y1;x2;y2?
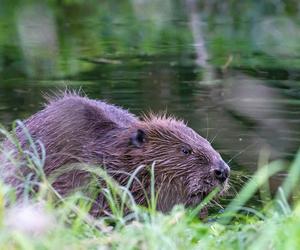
0;121;299;249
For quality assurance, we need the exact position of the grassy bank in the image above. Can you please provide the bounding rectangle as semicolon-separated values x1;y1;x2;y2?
0;122;300;250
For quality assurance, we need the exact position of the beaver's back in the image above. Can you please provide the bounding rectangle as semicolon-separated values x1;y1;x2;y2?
27;94;137;163
1;94;138;195
28;94;138;131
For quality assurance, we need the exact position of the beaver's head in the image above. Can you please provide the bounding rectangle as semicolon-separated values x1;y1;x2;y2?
123;115;230;211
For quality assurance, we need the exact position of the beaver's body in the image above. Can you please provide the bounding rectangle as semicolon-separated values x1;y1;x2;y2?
1;93;229;215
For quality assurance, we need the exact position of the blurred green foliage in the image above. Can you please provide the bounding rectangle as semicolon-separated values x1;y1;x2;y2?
1;0;300;79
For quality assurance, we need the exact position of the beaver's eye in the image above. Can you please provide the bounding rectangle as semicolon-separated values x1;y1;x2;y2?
181;145;192;155
198;155;208;163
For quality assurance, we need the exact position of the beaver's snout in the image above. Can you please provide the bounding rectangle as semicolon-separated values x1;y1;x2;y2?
213;160;230;183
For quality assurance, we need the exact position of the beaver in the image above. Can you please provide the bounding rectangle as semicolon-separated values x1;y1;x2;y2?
0;93;230;216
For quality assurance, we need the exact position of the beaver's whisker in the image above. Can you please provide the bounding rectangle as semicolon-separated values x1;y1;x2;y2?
227;142;259;164
206;113;209;140
210;130;220;144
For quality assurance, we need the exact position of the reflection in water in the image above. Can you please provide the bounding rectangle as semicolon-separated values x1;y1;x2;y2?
17;3;59;78
1;1;300;195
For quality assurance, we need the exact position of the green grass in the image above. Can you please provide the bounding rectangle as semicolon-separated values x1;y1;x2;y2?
0;121;300;250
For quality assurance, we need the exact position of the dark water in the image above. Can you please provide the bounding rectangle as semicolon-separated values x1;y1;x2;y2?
1;1;300;190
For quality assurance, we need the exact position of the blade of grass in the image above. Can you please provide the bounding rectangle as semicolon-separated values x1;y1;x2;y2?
221;161;283;223
276;150;300;201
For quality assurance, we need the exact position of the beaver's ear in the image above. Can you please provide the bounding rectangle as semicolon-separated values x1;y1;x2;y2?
130;129;146;148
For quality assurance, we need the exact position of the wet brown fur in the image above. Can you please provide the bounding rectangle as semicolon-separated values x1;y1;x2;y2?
0;93;229;215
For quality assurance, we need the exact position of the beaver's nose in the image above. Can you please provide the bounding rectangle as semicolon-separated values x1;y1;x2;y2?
213;161;230;183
